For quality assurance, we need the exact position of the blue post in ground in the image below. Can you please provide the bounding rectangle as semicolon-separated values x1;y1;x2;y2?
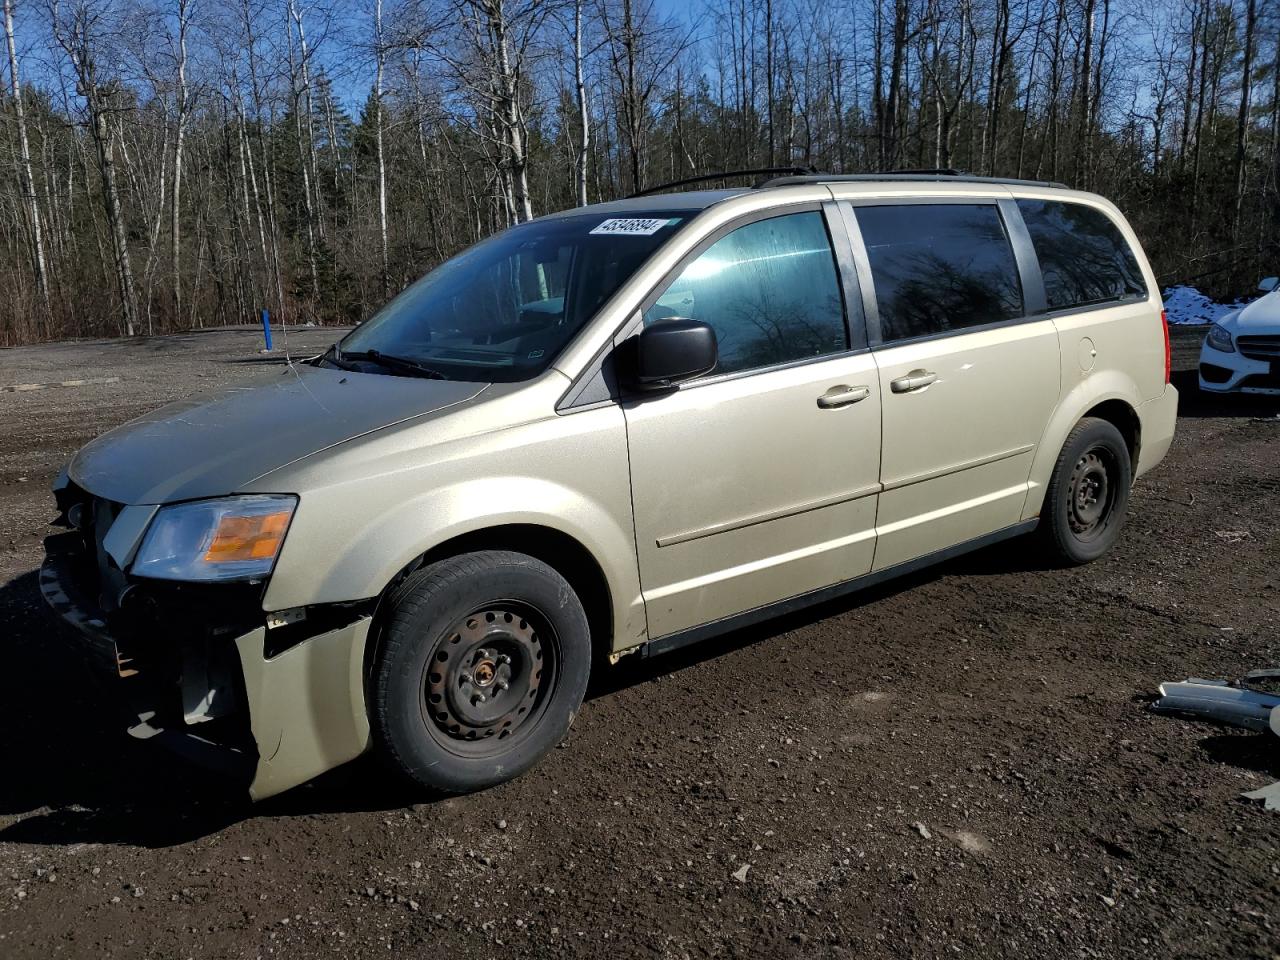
261;308;273;351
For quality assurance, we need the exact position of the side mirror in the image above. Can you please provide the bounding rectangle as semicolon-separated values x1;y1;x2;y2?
1259;277;1279;293
629;319;718;390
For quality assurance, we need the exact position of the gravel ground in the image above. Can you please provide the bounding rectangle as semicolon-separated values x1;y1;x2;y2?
0;325;1277;959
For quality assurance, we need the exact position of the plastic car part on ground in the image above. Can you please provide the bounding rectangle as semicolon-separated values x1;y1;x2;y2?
1152;670;1280;810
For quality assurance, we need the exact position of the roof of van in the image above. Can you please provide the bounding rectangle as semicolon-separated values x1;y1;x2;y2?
542;173;1079;221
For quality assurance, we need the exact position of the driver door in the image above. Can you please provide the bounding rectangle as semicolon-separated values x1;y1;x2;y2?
622;207;883;640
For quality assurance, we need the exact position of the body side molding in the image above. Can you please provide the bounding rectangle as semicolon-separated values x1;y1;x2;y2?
642;519;1038;659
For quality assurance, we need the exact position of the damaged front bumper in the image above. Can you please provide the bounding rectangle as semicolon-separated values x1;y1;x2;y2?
40;521;375;801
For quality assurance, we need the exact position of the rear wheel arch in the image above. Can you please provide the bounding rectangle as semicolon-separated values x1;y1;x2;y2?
363;524;614;685
1082;398;1140;466
1026;380;1144;520
1036;416;1133;564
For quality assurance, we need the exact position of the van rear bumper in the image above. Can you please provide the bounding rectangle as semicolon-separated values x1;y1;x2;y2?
1136;384;1178;480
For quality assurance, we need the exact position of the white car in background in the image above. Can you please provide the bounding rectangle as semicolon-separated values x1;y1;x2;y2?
1199;277;1280;394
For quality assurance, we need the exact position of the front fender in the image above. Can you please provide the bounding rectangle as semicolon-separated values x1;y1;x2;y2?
259;403;646;653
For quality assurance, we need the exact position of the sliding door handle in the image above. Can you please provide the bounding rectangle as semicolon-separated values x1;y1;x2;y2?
817;384;871;408
890;370;938;393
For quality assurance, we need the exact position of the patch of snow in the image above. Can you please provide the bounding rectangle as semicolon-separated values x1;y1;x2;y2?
1161;285;1254;325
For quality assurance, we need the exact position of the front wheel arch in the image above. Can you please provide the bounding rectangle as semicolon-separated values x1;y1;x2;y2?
363;523;614;691
368;549;593;793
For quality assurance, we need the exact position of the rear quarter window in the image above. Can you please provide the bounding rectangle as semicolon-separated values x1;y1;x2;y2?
1016;199;1147;311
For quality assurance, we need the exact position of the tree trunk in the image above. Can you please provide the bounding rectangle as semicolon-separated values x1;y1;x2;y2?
1075;0;1096;187
765;0;774;166
1178;2;1198;172
983;0;1011;175
91;100;139;337
171;0;191;326
573;0;589;207
288;0;320;303
4;0;49;327
374;0;390;296
479;0;532;220
53;7;140;338
1233;0;1258;239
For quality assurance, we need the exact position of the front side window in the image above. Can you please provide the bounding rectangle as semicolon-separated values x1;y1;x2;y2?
642;211;848;376
855;203;1024;343
1016;199;1147;311
337;211;694;382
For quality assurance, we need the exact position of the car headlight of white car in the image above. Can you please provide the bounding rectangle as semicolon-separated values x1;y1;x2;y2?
132;495;298;581
1206;322;1235;353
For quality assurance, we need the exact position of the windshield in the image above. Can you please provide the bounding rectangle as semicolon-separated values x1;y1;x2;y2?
336;211;696;382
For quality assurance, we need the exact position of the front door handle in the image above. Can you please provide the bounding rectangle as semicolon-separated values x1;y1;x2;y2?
890;369;938;393
817;384;871;409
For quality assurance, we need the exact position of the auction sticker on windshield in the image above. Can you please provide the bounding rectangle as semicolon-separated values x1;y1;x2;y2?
590;218;674;236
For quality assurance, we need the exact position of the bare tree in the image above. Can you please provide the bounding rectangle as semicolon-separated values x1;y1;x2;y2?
3;0;49;328
572;0;589;206
48;0;140;336
373;0;389;294
0;0;1275;345
1233;0;1257;239
170;0;193;323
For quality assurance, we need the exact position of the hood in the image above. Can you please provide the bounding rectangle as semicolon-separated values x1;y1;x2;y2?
69;364;487;504
1227;291;1280;333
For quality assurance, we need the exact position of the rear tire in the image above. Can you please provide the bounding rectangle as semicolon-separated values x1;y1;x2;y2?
1038;417;1132;566
370;550;591;794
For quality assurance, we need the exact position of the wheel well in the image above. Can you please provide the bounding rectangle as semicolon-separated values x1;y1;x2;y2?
366;524;615;677
1083;399;1140;465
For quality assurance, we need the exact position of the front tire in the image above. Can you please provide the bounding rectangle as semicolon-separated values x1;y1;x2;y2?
370;551;591;794
1038;417;1132;565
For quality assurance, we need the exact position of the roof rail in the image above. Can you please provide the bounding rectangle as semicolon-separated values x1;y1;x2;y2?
627;166;819;198
757;171;1070;190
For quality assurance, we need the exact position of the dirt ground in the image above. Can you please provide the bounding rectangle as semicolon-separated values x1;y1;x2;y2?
0;325;1277;960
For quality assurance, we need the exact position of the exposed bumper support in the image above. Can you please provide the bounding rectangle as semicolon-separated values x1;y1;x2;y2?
40;551;375;801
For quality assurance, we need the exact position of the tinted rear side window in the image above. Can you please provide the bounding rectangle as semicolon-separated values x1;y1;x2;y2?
1016;199;1146;311
854;204;1023;343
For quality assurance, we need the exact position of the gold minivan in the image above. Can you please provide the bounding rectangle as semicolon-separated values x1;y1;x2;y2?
42;172;1178;799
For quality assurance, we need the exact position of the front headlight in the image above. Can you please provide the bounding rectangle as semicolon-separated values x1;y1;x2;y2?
132;495;298;582
1206;322;1235;353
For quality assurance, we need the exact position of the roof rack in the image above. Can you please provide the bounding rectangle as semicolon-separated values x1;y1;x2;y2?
625;167;1070;200
757;169;1070;190
627;166;818;198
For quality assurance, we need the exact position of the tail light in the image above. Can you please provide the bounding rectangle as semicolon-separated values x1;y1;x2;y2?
1161;309;1171;384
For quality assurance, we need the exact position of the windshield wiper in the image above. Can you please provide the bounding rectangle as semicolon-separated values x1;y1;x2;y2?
335;348;449;380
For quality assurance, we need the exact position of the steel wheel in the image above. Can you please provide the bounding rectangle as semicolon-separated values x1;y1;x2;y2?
1038;417;1132;566
1066;447;1116;541
420;603;560;758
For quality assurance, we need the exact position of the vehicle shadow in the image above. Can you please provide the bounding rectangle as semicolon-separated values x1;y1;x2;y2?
589;536;1035;699
1170;369;1280;419
0;536;1032;847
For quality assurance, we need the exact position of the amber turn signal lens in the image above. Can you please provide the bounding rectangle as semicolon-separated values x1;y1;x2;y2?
204;510;291;563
